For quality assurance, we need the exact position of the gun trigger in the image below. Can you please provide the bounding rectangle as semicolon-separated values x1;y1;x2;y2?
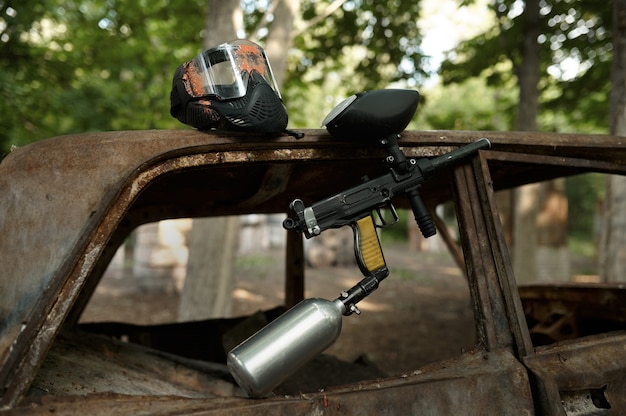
372;208;386;228
373;204;399;229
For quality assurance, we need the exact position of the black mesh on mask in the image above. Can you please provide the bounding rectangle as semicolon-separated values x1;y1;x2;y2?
211;74;288;133
170;65;287;134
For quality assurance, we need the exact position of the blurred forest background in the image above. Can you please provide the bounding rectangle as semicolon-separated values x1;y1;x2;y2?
0;0;613;143
1;0;623;287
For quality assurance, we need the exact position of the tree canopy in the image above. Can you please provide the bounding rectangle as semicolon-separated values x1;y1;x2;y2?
0;0;430;151
0;0;614;149
0;0;209;148
1;0;621;275
439;0;612;133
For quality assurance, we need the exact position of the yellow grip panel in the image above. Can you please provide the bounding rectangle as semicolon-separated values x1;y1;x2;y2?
356;216;386;273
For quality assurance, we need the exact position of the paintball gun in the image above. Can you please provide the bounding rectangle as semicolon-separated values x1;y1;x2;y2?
227;89;491;398
283;90;490;310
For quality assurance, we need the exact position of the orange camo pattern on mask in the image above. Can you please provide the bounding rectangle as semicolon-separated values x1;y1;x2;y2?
198;99;219;119
232;43;267;76
182;61;206;97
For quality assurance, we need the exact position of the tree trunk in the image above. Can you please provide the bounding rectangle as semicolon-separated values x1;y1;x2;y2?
264;0;306;306
512;184;540;283
509;0;570;283
512;0;541;283
180;1;303;321
536;179;570;281
264;0;300;88
178;216;239;321
599;0;626;282
514;0;540;133
178;1;243;321
204;0;243;48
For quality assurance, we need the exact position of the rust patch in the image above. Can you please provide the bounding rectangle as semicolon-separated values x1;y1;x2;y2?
273;148;293;158
3;128;626;411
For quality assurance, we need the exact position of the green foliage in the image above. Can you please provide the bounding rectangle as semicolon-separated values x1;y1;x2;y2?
281;81;332;128
539;0;612;131
1;0;615;254
418;77;517;130
380;208;409;243
567;234;597;260
289;0;426;94
439;0;612;133
565;173;605;236
436;1;613;239
0;0;428;152
440;26;511;85
0;0;206;150
1;0;614;156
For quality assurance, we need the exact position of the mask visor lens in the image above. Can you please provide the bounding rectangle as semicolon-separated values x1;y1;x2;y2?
227;39;282;99
184;40;281;100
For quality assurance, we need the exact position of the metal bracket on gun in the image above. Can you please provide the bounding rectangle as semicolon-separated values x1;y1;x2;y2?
303;206;320;237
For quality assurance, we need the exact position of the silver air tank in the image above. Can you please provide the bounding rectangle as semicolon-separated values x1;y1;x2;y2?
227;297;346;398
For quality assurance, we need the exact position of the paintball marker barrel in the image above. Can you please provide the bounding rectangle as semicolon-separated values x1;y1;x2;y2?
427;138;491;174
409;137;491;237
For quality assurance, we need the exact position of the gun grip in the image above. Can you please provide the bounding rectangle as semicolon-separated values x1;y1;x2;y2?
353;216;388;277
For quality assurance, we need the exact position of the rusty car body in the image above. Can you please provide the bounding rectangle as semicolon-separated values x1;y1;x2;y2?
0;129;625;415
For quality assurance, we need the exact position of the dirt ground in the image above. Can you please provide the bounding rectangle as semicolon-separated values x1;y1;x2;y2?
81;243;476;377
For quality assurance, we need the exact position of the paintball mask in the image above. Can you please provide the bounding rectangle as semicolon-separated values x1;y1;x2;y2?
170;40;288;134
